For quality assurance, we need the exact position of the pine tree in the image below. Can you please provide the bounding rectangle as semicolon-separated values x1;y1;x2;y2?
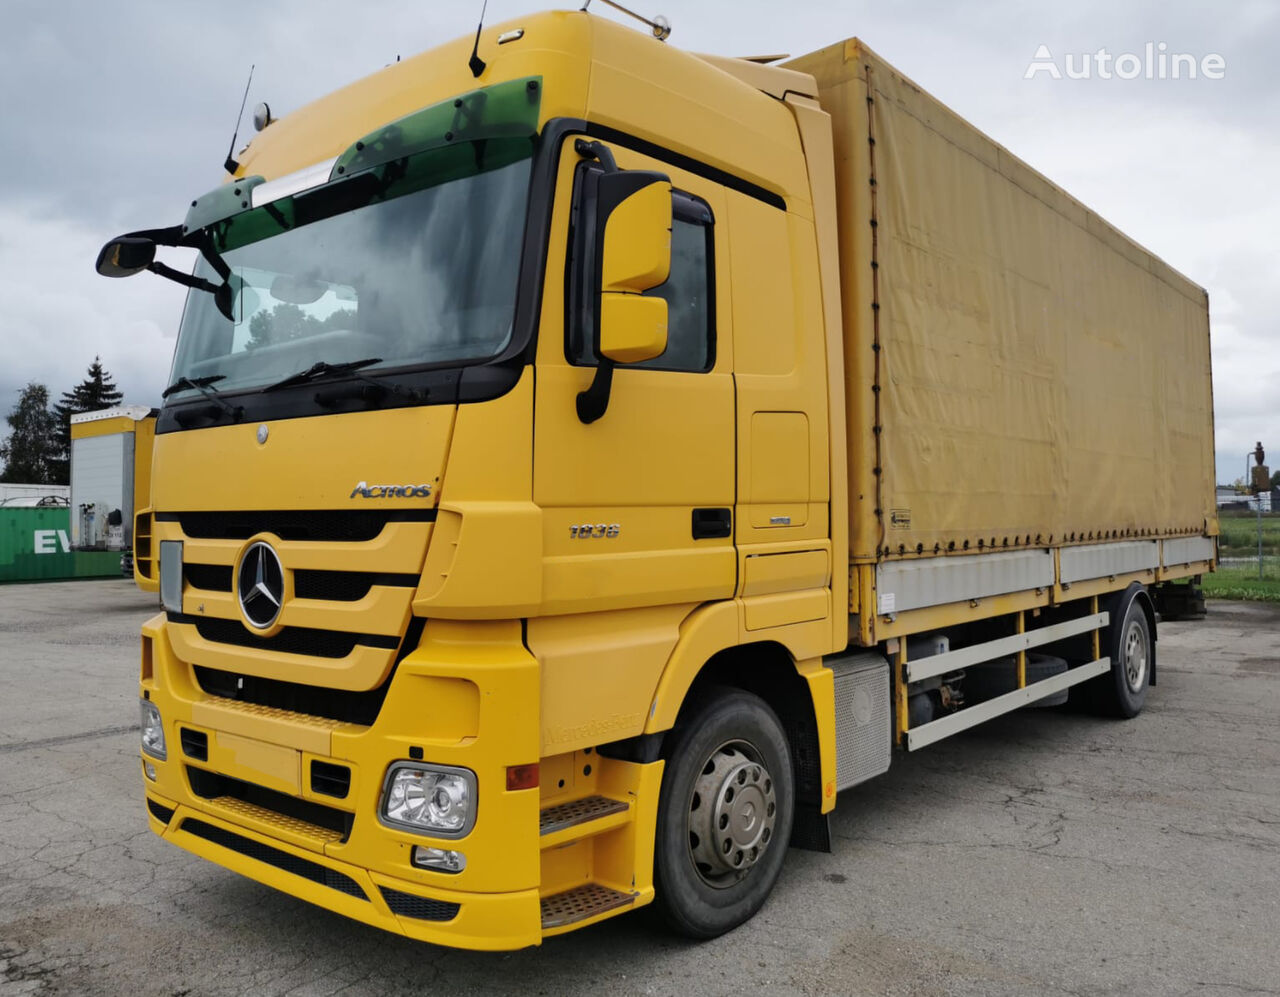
0;383;60;484
52;356;124;482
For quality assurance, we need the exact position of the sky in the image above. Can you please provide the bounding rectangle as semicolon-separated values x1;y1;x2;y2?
1;0;1275;484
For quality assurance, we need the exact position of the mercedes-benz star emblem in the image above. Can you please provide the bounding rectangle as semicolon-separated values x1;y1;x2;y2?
237;541;284;629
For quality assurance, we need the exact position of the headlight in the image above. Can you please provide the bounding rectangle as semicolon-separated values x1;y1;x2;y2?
379;762;477;838
140;699;166;760
159;540;183;614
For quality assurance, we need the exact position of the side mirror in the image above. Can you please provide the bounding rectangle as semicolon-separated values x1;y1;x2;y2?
596;173;672;365
95;237;156;278
576;168;672;424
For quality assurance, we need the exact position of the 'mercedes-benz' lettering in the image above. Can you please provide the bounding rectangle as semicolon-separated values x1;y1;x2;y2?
349;481;433;499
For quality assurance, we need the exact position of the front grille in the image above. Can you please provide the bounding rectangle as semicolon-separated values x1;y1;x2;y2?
310;761;352;800
379;886;460;922
180;727;209;761
147;798;175;824
187;767;353;840
157;509;434;542
187;617;399;658
194;666;390;726
181;818;367;899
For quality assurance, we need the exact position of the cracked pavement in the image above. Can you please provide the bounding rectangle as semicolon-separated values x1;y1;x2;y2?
2;580;1279;996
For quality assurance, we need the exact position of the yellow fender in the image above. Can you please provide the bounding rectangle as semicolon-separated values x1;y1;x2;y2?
643;600;837;814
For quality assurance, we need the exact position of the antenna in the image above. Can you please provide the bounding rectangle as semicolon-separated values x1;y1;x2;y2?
468;0;489;78
224;65;255;176
580;0;671;41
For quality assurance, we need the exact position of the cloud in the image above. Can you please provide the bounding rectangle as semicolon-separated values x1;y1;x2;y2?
1;0;1276;486
0;203;190;411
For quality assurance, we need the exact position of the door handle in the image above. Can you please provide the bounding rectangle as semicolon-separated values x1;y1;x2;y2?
691;508;732;540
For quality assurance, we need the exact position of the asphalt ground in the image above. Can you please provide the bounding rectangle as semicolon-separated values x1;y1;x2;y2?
2;579;1278;996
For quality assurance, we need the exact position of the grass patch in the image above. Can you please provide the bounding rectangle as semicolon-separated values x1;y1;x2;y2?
1202;563;1280;602
1218;511;1280;557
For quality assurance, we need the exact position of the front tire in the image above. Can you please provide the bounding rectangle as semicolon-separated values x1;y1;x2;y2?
653;688;794;939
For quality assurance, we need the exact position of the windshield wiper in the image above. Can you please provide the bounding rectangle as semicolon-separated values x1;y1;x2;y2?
261;358;383;393
162;374;226;398
262;358;428;404
162;375;244;422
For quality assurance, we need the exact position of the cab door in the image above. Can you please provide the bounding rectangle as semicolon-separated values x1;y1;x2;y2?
533;138;735;616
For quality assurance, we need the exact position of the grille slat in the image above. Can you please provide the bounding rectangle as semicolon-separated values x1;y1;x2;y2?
185;564;233;592
294;571;420;602
379;887;460;922
180;818;367;899
157;509;434;542
183;565;419;600
181;616;399;658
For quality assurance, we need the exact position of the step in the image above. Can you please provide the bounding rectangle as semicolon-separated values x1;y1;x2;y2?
539;795;630;846
540;882;636;930
209;795;345;851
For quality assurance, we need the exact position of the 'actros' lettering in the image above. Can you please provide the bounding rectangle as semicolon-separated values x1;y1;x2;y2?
349;481;433;499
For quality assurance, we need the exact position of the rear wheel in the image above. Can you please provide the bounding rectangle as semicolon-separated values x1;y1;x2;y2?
653;688;794;938
1097;588;1152;718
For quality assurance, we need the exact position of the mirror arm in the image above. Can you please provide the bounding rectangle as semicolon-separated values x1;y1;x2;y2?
575;359;615;425
196;235;232;283
573;138;621;424
146;261;221;295
574;138;617;173
127;223;188;247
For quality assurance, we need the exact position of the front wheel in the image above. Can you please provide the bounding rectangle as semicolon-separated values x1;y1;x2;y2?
653;688;794;938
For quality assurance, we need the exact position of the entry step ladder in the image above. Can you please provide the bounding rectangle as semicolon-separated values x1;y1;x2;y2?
537;794;638;931
540;882;636;929
539;794;630;847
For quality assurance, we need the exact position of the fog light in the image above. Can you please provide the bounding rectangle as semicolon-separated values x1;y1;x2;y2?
143;760;157;780
412;846;467;873
379;762;476;837
140;699;166;759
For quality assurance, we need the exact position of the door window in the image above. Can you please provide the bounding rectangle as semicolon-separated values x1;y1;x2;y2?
567;169;714;373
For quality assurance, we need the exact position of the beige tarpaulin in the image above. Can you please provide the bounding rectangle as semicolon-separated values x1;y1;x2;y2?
789;40;1216;563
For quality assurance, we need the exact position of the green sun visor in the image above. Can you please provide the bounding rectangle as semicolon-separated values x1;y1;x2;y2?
331;75;542;178
180;75;542;239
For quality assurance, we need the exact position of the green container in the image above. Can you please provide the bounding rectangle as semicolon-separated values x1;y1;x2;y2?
0;508;122;582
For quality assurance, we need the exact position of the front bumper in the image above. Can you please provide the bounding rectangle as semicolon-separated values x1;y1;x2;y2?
144;788;541;950
139;611;546;950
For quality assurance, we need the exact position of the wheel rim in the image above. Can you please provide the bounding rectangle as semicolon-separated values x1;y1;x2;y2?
1122;618;1148;692
686;739;777;889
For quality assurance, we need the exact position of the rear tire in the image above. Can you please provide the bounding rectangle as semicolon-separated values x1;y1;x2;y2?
1096;588;1152;718
653;688;794;939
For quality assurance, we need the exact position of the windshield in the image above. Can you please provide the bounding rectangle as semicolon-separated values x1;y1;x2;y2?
168;140;533;397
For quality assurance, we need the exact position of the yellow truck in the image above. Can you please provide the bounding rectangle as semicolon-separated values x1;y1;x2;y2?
97;9;1215;949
